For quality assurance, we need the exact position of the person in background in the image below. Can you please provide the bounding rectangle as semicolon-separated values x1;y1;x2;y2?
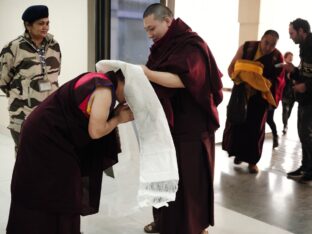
283;18;312;185
6;70;134;233
0;5;61;155
266;57;285;148
222;30;284;173
141;3;223;234
266;47;286;148
281;51;295;135
266;102;280;148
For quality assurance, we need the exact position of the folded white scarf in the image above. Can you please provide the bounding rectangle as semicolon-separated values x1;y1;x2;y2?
96;60;179;212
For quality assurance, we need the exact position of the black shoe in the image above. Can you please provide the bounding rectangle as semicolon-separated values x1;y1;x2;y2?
273;135;279;148
234;157;242;165
287;167;304;178
248;164;259;174
282;126;288;135
298;175;312;185
144;222;159;233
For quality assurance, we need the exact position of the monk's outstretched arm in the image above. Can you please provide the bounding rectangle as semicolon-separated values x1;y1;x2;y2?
141;65;185;88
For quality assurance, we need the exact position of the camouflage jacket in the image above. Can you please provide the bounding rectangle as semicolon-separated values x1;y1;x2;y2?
0;32;61;132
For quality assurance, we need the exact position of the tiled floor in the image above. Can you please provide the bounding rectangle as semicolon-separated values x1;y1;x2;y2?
0;104;311;234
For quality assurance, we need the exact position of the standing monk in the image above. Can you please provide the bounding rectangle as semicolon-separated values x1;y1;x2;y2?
141;3;223;234
222;30;284;173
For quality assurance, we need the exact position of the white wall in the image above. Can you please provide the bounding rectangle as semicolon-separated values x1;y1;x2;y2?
0;0;88;130
175;0;239;89
257;0;312;135
175;0;312;83
175;0;239;142
175;0;312;142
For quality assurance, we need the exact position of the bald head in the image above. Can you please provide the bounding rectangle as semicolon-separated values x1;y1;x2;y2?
143;3;173;20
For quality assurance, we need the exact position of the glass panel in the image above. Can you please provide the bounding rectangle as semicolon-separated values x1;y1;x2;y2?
110;0;159;64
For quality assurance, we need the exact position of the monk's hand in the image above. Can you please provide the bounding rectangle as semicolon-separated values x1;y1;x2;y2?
114;103;134;123
293;82;306;93
140;65;149;75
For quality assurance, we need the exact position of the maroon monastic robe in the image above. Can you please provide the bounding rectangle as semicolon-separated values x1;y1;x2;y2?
222;41;284;164
7;72;121;234
147;18;223;234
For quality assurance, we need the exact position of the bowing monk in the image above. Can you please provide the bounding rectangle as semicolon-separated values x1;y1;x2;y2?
222;30;284;173
6;70;133;234
141;3;223;234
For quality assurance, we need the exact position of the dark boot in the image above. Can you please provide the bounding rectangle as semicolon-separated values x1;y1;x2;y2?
273;135;279;148
234;157;242;165
282;125;288;135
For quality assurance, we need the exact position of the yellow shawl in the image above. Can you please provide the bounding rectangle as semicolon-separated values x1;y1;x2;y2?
231;59;276;107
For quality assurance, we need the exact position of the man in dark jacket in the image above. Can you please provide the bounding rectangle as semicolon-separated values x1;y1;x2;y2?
284;18;312;184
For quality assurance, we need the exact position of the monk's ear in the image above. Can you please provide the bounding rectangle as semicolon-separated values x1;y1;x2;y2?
298;28;305;35
164;16;173;26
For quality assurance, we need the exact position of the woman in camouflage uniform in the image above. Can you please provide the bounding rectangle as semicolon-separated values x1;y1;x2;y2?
0;5;61;154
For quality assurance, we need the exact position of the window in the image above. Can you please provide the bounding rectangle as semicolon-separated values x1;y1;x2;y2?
110;0;159;64
94;0;169;64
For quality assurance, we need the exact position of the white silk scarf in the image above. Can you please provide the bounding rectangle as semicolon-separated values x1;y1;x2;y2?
95;60;179;215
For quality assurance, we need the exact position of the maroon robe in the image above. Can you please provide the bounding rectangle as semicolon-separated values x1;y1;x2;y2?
147;18;223;234
222;41;284;164
6;72;121;234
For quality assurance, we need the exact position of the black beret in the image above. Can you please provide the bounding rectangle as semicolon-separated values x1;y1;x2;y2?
22;5;49;23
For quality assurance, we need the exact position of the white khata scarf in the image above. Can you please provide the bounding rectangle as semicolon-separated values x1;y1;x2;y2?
96;60;179;214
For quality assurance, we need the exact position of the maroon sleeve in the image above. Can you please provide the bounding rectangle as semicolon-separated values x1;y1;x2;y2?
169;44;223;131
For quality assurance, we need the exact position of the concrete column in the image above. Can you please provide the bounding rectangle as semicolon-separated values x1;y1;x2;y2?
166;0;175;14
87;0;96;71
238;0;261;45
